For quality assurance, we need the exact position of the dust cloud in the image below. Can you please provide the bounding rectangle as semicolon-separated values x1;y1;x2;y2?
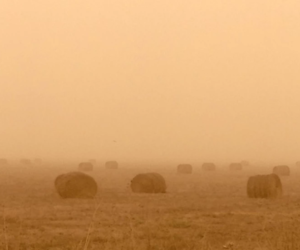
0;1;299;164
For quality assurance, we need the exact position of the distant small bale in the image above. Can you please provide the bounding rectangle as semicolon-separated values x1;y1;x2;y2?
20;159;31;165
273;165;290;176
202;162;216;171
229;163;242;171
177;164;193;174
131;173;166;193
55;171;97;199
78;162;93;171
105;161;118;169
241;160;250;166
0;158;8;166
247;174;282;199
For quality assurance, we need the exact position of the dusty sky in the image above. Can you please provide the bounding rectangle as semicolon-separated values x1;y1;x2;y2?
0;1;299;162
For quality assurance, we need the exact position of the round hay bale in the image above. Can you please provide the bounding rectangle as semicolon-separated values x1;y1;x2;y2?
20;159;31;165
131;172;166;193
177;164;192;174
78;162;93;171
202;162;216;171
247;175;268;198
229;163;242;171
247;174;282;199
0;158;8;166
273;165;290;176
105;161;118;169
55;171;97;199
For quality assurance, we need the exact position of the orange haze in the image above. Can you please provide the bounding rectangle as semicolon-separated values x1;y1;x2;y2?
0;1;300;163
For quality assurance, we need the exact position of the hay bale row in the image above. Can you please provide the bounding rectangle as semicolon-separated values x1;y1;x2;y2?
130;173;166;193
247;174;282;199
55;171;167;198
0;158;44;166
54;171;285;199
55;172;98;199
76;160;118;171
54;162;291;199
177;162;248;172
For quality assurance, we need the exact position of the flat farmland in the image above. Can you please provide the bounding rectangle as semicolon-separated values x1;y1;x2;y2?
1;163;300;250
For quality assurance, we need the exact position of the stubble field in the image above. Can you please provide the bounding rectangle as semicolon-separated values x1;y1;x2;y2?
1;162;300;250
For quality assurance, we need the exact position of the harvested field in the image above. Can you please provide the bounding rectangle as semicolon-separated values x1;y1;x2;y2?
1;163;300;250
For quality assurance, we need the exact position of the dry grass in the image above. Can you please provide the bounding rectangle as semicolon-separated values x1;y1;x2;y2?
1;163;300;249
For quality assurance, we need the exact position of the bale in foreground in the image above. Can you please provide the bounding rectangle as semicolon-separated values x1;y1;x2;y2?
131;173;166;193
55;172;98;198
177;164;192;174
202;162;216;171
229;163;242;170
78;162;93;171
105;161;118;169
247;174;282;199
273;165;290;176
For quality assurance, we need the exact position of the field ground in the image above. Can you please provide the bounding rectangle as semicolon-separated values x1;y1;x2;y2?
1;162;300;250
